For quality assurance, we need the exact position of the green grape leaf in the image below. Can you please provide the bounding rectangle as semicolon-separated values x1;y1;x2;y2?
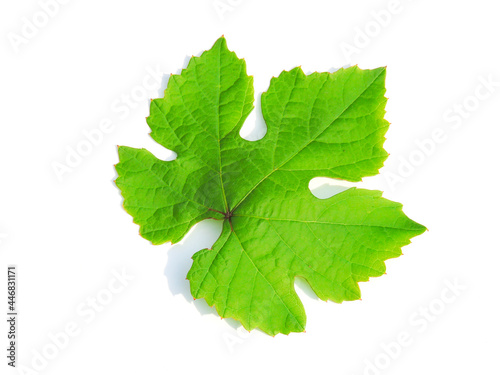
115;37;426;335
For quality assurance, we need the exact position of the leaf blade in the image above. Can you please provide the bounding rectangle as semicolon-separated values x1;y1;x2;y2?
115;37;426;335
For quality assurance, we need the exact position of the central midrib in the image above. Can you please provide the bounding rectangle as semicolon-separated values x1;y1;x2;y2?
216;41;230;213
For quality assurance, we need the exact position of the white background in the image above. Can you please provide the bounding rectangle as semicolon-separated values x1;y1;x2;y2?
1;0;499;374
